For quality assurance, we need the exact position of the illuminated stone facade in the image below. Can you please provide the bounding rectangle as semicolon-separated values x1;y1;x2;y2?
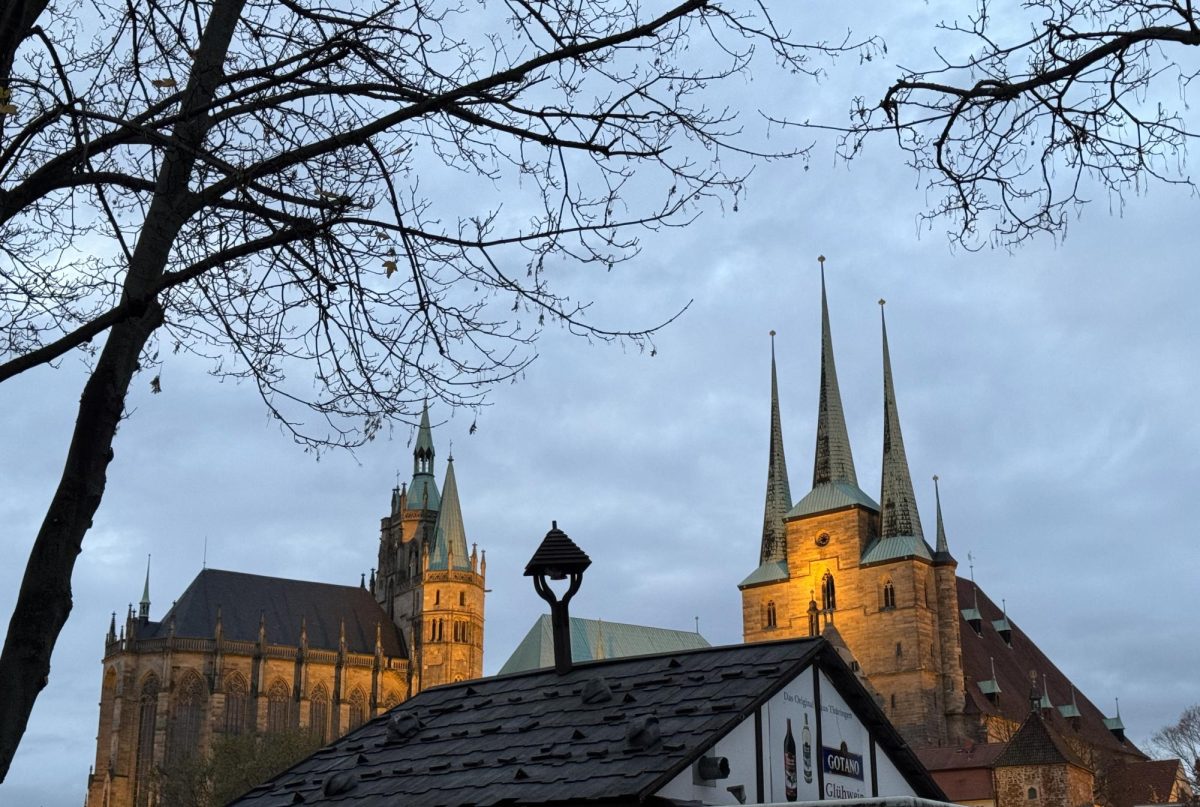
86;406;484;807
740;272;1142;778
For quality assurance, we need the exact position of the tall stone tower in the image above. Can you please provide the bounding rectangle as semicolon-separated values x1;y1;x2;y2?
375;404;486;694
739;267;965;748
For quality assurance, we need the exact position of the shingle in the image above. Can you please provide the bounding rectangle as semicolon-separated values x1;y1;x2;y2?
228;639;945;806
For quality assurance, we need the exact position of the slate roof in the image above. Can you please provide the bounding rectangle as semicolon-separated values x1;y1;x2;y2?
878;304;924;542
993;711;1091;770
228;638;946;806
759;334;792;566
138;569;406;657
957;577;1142;760
498;615;710;674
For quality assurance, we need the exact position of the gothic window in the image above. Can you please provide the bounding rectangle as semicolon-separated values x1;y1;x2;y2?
459;591;466;607
882;579;896;610
437;619;444;641
382;692;401;711
453;622;460;642
765;601;777;628
434;589;440;605
134;675;160;807
266;680;292;734
429;620;436;642
309;684;330;743
1027;787;1038;800
821;572;837;611
169;672;206;763
348;689;367;731
224;672;250;734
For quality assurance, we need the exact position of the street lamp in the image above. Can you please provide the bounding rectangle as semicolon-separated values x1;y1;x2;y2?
524;521;591;674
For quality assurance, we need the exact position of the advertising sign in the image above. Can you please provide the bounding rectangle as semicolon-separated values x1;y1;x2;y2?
817;670;870;798
761;667;820;802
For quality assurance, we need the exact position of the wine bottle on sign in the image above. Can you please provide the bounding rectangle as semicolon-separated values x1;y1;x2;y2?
802;713;813;784
784;718;797;801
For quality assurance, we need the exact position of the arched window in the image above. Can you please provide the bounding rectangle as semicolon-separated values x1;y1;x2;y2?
821;572;836;610
224;672;250;734
765;601;777;628
882;579;896;610
348;689;367;731
309;684;330;742
169;672;206;763
1027;787;1038;800
382;692;401;711
453;621;461;642
134;675;160;807
434;589;440;606
266;680;292;734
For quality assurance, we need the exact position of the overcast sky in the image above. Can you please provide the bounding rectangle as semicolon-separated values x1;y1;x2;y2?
3;2;1199;804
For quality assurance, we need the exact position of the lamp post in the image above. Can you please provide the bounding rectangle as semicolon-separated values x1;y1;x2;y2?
524;521;591;675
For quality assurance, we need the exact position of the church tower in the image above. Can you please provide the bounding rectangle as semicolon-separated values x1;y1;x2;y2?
375;404;485;694
739;264;966;748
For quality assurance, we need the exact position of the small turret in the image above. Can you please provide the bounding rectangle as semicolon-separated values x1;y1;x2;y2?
138;555;151;622
106;612;117;644
992;599;1013;646
1103;698;1126;742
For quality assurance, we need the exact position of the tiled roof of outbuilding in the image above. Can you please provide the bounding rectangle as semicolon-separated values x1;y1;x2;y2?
993;711;1090;770
228;638;946;806
139;569;406;658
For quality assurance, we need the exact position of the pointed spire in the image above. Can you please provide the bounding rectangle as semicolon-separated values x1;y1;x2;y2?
407;402;441;511
813;257;858;488
759;330;792;565
107;612;117;642
429;455;470;570
932;475;954;562
879;301;924;540
138;555;151;621
414;401;434;476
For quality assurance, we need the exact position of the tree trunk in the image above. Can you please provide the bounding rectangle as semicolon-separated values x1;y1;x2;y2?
0;300;162;781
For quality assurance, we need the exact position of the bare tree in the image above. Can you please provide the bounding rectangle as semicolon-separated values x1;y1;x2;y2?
0;0;870;780
1152;704;1200;788
838;0;1200;247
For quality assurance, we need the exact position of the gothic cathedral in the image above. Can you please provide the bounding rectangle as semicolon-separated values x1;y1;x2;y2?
739;267;1139;771
86;405;485;807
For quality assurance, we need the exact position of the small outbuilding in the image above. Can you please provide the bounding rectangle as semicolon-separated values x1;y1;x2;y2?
228;636;947;805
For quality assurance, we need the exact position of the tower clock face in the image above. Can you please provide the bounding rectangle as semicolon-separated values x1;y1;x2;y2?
815;533;830;547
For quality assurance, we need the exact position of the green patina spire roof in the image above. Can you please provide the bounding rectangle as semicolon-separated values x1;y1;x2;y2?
932;474;955;564
429;455;470;570
863;301;931;566
759;331;792;565
408;402;440;512
813;259;858;488
785;258;877;523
